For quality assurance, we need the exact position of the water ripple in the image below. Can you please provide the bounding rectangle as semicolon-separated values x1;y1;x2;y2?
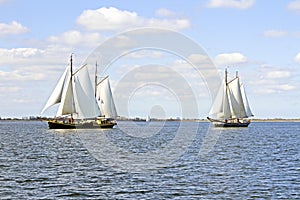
0;121;299;199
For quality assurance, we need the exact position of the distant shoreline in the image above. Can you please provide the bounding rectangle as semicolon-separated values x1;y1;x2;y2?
251;118;300;122
1;118;300;123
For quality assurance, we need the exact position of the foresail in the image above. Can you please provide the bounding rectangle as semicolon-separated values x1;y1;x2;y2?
209;81;223;116
41;66;69;114
73;65;101;119
96;76;118;118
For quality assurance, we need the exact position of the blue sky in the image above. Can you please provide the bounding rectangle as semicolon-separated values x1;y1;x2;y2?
0;0;300;119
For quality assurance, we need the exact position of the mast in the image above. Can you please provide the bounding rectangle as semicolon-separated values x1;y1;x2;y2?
95;61;98;98
70;54;74;122
225;67;233;119
225;68;228;86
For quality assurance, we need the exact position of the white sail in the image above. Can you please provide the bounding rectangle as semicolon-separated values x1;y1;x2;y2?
240;83;253;117
146;115;151;122
41;67;69;114
209;81;231;119
209;82;223;116
73;65;101;119
221;83;231;119
228;77;247;118
96;76;117;118
56;66;75;116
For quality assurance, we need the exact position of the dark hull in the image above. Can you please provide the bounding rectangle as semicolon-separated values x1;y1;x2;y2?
48;120;115;129
207;117;250;128
214;122;249;127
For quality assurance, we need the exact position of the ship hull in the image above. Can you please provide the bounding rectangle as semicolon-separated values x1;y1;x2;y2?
207;117;250;128
48;120;116;129
213;122;250;127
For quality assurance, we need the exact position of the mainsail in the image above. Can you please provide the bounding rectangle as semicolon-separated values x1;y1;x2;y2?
227;77;247;118
96;76;118;118
73;65;100;119
210;81;231;119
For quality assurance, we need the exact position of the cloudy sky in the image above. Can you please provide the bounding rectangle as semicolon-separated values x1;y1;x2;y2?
1;0;300;119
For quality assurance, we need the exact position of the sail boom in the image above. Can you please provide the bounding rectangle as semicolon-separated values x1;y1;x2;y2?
97;75;109;86
72;64;87;76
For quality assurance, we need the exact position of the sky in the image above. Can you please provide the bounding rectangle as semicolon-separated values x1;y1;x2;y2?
0;0;300;119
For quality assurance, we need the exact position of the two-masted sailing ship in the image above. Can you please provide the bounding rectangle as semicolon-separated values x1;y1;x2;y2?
41;55;117;129
207;68;254;127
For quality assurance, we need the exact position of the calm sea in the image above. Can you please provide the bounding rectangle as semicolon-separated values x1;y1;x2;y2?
0;121;299;199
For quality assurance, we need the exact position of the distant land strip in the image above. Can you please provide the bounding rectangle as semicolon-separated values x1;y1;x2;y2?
1;117;300;122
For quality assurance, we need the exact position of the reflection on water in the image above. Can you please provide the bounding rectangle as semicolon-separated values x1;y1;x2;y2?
0;121;299;199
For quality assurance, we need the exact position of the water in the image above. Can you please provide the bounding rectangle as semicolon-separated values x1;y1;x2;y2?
0;121;299;199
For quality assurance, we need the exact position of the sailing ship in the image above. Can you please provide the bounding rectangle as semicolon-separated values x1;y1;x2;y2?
146;114;151;122
207;68;254;127
41;55;116;129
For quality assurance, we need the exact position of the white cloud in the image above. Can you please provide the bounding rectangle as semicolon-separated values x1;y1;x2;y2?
252;65;297;94
275;84;296;91
188;54;211;64
0;48;47;68
77;7;139;31
254;83;296;94
113;63;204;118
126;50;163;59
214;52;247;66
76;7;190;31
110;35;137;49
287;0;300;13
263;30;288;38
47;30;103;47
0;48;44;60
0;45;86;68
258;66;293;80
0;47;72;79
265;70;291;79
0;69;45;81
0;21;29;37
155;8;176;17
0;86;20;93
0;0;9;5
294;52;300;63
206;0;255;9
